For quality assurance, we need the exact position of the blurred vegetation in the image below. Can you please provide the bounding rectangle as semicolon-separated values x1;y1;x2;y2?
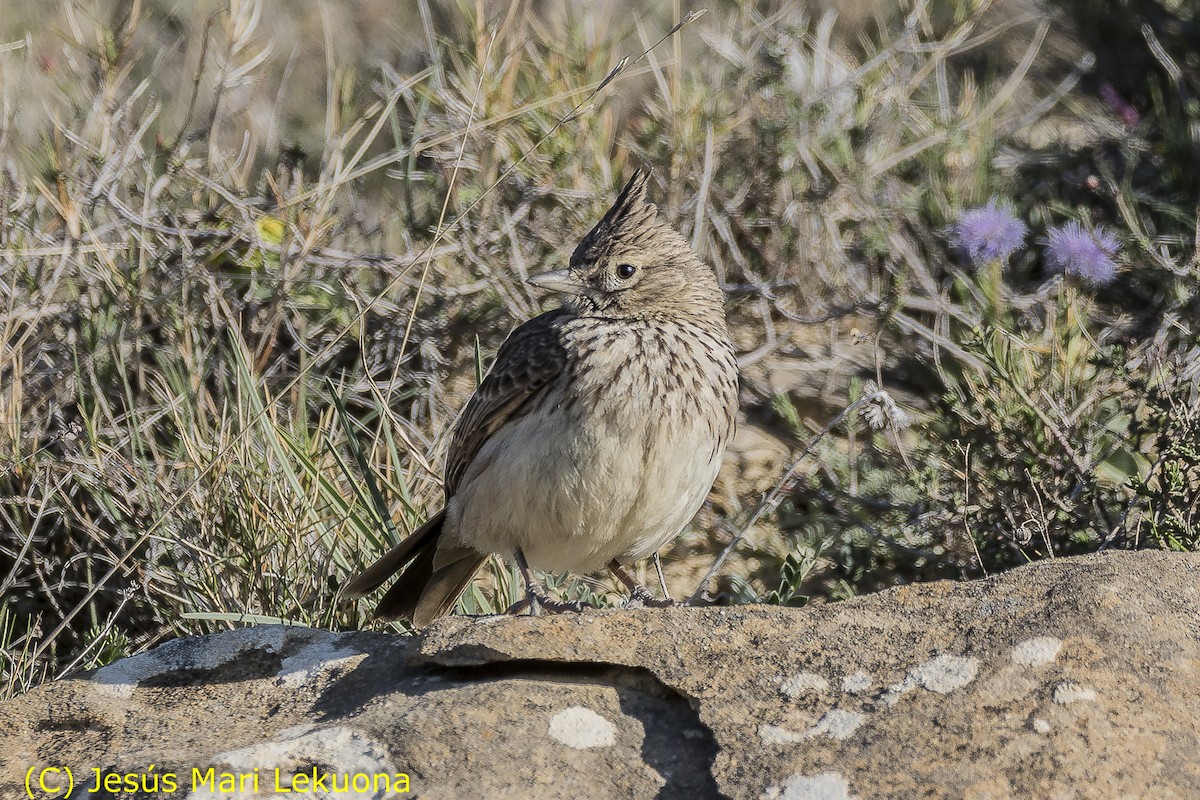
2;0;1197;698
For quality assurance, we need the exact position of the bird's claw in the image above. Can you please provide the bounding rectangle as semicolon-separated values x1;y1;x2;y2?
625;585;679;609
506;590;586;617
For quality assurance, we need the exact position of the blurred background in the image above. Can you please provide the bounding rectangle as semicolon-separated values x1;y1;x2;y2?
2;0;1198;696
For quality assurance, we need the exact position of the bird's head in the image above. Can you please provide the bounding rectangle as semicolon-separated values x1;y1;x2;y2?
527;170;721;319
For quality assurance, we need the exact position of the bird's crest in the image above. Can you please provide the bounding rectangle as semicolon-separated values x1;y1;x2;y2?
572;169;658;264
598;169;653;228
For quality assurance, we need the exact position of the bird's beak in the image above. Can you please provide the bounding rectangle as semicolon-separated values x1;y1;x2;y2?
526;269;586;296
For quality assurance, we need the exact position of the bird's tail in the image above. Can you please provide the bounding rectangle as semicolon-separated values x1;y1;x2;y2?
343;510;486;626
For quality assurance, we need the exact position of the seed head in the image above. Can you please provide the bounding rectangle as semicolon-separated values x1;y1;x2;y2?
861;383;912;431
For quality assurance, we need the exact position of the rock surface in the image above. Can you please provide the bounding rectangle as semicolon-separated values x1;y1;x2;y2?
2;551;1198;799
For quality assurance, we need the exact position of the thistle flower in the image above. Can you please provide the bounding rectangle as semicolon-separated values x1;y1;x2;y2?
1044;222;1120;286
949;200;1028;268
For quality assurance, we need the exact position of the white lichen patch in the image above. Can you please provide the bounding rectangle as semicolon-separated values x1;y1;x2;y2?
92;626;292;699
1011;636;1063;666
759;710;866;744
880;679;914;706
547;706;616;749
1053;681;1098;704
759;724;807;745
881;654;978;705
278;640;362;689
189;726;401;800
780;672;830;699
840;670;872;694
810;709;866;740
909;654;979;693
761;771;857;800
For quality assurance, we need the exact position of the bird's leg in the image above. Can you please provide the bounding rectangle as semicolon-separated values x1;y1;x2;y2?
610;559;678;608
652;553;672;602
505;548;586;616
506;549;541;616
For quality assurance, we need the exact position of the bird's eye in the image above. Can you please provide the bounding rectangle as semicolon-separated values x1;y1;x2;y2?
616;263;637;280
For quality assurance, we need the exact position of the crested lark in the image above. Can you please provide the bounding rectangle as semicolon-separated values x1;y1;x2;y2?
345;169;739;625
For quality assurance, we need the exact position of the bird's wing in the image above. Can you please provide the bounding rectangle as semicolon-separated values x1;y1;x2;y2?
443;308;571;495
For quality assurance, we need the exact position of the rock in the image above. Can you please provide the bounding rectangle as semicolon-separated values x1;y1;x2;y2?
2;551;1198;799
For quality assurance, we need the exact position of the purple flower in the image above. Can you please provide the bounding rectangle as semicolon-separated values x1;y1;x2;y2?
1044;222;1120;286
1100;83;1139;128
950;200;1028;267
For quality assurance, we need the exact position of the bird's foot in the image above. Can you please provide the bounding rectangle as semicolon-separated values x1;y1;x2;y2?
505;589;586;617
503;597;531;616
625;585;679;609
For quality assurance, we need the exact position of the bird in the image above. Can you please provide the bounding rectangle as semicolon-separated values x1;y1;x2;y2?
344;169;739;626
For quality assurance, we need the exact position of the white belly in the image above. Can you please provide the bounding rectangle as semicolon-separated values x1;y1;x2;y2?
445;396;724;573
